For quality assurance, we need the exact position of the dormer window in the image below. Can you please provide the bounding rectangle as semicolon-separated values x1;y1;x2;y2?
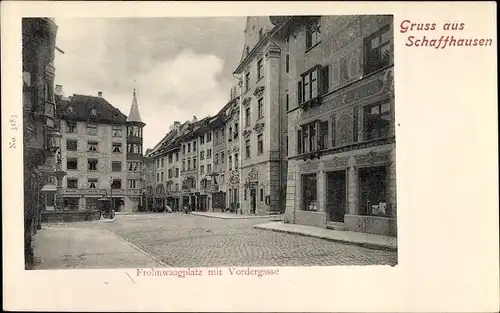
90;108;97;116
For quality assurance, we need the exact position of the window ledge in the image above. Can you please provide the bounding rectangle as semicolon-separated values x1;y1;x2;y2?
305;41;321;54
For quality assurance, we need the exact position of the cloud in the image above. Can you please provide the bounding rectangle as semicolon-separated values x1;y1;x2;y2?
54;17;245;150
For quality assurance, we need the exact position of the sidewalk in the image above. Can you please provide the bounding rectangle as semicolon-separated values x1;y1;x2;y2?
254;222;397;251
190;211;283;220
32;226;168;269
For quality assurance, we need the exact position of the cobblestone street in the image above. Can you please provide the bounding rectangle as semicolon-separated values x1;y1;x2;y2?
43;213;397;267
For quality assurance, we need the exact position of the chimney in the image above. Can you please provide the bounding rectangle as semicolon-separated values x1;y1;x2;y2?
98;91;103;98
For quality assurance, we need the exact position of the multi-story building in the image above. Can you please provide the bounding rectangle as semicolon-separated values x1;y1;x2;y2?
233;16;288;215
272;15;397;236
22;17;61;268
56;89;145;212
224;87;241;212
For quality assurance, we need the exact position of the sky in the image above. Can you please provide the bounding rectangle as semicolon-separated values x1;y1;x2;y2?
54;17;246;150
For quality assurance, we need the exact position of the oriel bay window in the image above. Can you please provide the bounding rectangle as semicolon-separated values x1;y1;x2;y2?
364;100;391;140
302;173;318;211
364;25;391;75
359;166;389;216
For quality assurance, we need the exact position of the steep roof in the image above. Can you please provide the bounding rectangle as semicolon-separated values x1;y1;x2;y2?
127;89;143;123
57;94;127;124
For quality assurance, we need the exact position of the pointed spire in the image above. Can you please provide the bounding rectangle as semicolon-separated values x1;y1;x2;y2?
127;88;143;123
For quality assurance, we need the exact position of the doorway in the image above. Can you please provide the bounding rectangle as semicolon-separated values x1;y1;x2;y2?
250;188;257;214
326;170;347;222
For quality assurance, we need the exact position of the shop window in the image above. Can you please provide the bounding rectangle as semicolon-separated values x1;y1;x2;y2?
364;25;391;75
364;100;391;140
358;166;388;216
302;173;318;211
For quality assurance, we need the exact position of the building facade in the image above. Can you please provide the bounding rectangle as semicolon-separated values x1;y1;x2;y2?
56;89;145;212
233;16;288;215
22;17;61;268
274;15;397;236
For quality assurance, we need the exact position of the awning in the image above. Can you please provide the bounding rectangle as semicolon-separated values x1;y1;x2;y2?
41;184;57;192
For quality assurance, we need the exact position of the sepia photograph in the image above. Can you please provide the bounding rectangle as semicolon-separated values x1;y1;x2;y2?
23;15;397;270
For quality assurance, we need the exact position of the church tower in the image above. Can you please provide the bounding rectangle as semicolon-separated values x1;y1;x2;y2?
125;89;146;212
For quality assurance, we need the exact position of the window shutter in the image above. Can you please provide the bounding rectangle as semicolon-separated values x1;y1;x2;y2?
320;66;329;95
297;81;302;104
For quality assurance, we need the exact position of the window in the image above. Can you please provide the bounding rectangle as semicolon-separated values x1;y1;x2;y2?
340;56;349;81
168;154;173;163
221;152;225;164
67;178;78;189
245;139;251;158
111;179;121;189
112;125;122;137
221;129;225;141
244;189;247;200
220;174;224;184
207;164;212;174
66;121;77;133
257;134;263;155
200;135;205;144
260;188;264;202
245;72;250;92
176;168;179;177
200;151;205;160
168;169;172;178
88;159;98;171
207;149;212;158
306;20;321;50
187;143;191;153
364;100;391;140
112;143;122;153
193;141;197;152
88;141;98;152
156;159;160;168
364;26;391;75
128;161;140;172
160;172;164;182
193;157;197;169
175;183;179;191
302;173;318;210
182;160;185;171
297;129;303;154
259;28;263;39
286;54;290;73
257;58;263;80
66;158;78;170
88;178;98;189
128;179;139;189
359;166;388;216
175;152;179;162
187;159;191;170
214;153;218;165
206;132;212;142
112;161;122;172
183;145;186;154
234;153;239;169
286;94;289;111
245;107;251;126
87;123;97;135
156;173;160;182
66;139;77;151
258;98;264;118
286;135;289;156
298;66;329;104
161;157;164;168
318;121;329;150
200;165;205;175
228;155;232;170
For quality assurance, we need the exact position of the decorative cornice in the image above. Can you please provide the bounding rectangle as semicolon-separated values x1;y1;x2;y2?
242;129;252;139
253;122;265;134
253;86;265;98
242;97;252;107
265;44;281;59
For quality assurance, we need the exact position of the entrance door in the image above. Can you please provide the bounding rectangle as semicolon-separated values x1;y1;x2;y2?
250;188;256;214
326;171;347;222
